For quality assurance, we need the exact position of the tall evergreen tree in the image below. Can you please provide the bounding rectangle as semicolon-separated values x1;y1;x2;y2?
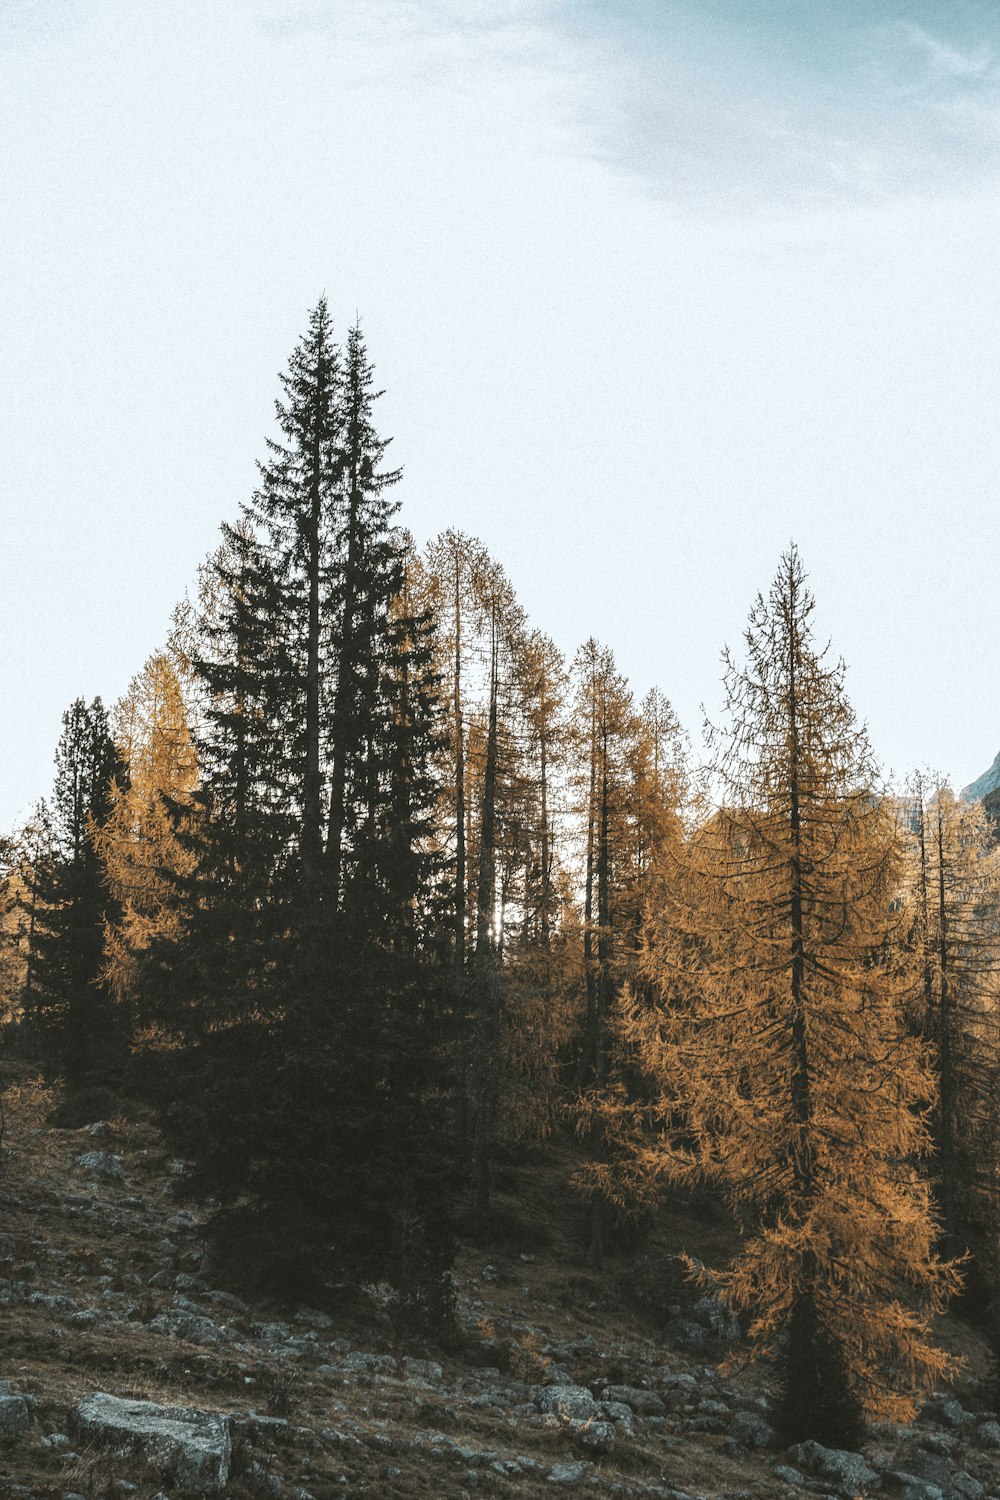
26;698;122;1076
134;304;460;1322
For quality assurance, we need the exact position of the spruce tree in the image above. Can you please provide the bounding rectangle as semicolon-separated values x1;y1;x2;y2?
27;697;122;1077
135;305;461;1322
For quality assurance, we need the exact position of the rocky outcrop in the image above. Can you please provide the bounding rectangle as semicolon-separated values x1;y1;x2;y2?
73;1150;125;1183
73;1393;231;1492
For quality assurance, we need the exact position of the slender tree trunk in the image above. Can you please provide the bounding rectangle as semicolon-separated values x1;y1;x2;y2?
778;582;859;1447
326;457;362;914
302;423;324;891
590;718;612;1268
575;687;599;1089
915;795;935;1036
936;803;956;1252
454;557;466;979
539;687;551;948
472;613;501;1215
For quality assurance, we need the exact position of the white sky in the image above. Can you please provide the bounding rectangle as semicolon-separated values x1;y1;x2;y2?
4;0;1000;828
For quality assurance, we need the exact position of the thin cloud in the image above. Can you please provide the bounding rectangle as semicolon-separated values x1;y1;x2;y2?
900;23;995;82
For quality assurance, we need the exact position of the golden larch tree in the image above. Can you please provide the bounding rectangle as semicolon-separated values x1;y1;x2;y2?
606;546;959;1445
94;654;198;1013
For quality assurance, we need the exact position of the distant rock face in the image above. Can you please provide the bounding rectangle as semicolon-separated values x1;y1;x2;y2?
74;1393;231;1492
962;751;1000;802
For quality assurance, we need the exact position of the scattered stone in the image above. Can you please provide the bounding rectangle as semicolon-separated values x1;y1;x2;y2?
148;1308;223;1346
917;1431;956;1456
773;1464;805;1486
668;1318;707;1353
206;1288;250;1314
534;1385;598;1422
976;1419;1000;1448
601;1384;665;1416
690;1293;741;1346
577;1418;616;1454
903;1451;953;1487
335;1350;396;1377
952;1474;985;1499
174;1272;209;1293
74;1150;125;1183
69;1307;102;1328
247;1461;284;1498
729;1410;776;1448
890;1476;944;1500
600;1400;636;1436
295;1307;333;1328
402;1356;444;1386
790;1440;879;1497
660;1371;698;1399
74;1392;231;1493
0;1383;30;1436
922;1395;971;1430
548;1461;590;1485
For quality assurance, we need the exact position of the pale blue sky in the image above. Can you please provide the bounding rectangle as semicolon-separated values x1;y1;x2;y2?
4;0;1000;827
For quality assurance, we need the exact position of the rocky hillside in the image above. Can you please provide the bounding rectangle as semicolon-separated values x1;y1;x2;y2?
0;1068;999;1499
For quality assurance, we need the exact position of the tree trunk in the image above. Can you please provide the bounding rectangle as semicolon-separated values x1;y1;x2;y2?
472;612;501;1214
454;556;467;980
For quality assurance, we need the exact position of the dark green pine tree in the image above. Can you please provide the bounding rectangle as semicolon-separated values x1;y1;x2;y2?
142;305;462;1322
325;319;402;924
276;541;461;1324
26;697;123;1078
251;294;341;903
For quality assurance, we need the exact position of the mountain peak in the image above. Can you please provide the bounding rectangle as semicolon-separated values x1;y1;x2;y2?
962;750;1000;802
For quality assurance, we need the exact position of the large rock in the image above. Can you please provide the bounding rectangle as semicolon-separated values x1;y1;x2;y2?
600;1383;665;1416
547;1461;590;1485
74;1151;125;1183
0;1382;30;1436
889;1476;944;1500
74;1393;230;1492
791;1439;879;1496
729;1409;776;1448
534;1384;597;1423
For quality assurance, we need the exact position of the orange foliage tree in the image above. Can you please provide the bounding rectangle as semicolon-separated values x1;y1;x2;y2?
603;546;960;1445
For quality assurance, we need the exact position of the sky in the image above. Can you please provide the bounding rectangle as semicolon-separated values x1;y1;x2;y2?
4;0;1000;828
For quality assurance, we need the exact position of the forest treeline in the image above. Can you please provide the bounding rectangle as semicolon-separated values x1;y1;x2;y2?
3;299;1000;1450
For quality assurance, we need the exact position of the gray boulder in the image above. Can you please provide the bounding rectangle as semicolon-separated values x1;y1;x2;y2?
534;1384;598;1423
148;1309;223;1347
902;1451;952;1487
691;1292;742;1346
75;1150;125;1183
401;1356;443;1386
601;1383;665;1416
888;1476;944;1500
74;1393;231;1493
729;1410;776;1448
951;1474;984;1500
547;1461;590;1485
577;1418;616;1454
791;1439;879;1496
0;1383;30;1436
